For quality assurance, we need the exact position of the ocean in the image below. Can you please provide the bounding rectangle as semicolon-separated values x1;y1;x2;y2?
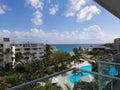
52;44;101;52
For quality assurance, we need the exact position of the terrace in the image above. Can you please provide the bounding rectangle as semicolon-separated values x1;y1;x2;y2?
7;54;120;90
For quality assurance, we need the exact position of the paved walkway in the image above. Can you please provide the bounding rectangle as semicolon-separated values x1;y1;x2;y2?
71;61;91;69
56;71;73;90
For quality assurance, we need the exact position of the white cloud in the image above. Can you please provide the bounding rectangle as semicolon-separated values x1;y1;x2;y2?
65;0;101;22
76;5;101;22
81;25;109;43
65;0;86;17
49;4;59;15
26;0;44;26
31;10;43;25
0;25;117;44
0;4;10;15
26;0;44;10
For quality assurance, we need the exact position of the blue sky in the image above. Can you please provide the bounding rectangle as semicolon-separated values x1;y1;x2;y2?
0;0;120;44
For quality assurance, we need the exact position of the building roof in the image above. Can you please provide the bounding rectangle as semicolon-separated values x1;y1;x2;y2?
94;0;120;19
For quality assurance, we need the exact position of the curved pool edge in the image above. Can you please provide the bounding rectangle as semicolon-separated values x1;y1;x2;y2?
69;65;93;84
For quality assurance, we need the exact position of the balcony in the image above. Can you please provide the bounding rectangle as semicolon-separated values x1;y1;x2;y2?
94;0;120;19
0;52;3;55
31;48;38;51
0;57;3;59
96;54;120;90
7;58;120;90
0;47;3;49
0;59;3;61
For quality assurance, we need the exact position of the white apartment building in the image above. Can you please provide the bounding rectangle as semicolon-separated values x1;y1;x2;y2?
15;43;44;61
0;38;57;66
0;38;14;66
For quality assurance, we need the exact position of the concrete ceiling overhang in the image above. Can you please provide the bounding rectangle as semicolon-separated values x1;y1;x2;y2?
94;0;120;19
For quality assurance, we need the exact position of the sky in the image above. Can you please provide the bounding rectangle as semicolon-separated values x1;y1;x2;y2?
0;0;120;44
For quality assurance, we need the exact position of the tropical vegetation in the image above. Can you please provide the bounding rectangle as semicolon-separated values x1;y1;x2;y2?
0;44;71;89
73;81;97;90
0;45;115;90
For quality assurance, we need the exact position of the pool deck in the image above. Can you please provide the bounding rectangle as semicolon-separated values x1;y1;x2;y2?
71;61;91;69
56;71;74;90
55;61;91;90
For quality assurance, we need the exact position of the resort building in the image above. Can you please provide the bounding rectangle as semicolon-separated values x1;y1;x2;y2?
88;46;110;51
113;38;120;52
0;38;14;66
0;38;57;66
14;42;45;61
88;46;111;55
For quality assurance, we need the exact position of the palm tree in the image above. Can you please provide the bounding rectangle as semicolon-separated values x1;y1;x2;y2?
53;51;71;70
73;48;80;68
43;44;52;66
15;52;24;64
4;48;13;63
73;48;79;60
73;81;97;90
24;52;32;62
31;53;36;59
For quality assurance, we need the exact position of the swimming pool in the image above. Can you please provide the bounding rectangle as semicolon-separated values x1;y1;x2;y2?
109;66;118;76
69;65;93;84
80;66;93;76
69;74;82;83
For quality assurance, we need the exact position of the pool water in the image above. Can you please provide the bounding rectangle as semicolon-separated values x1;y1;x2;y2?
69;74;82;84
69;65;93;84
80;66;93;76
109;66;118;76
80;65;92;71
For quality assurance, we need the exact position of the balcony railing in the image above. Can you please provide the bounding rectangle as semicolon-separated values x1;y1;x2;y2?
7;66;120;90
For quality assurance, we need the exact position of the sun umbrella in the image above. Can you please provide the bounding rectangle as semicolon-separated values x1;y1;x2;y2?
51;77;59;84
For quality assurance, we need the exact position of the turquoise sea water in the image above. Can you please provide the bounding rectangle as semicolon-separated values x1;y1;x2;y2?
69;65;93;84
52;44;100;52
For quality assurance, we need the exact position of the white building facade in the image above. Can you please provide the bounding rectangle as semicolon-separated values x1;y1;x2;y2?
0;38;57;66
